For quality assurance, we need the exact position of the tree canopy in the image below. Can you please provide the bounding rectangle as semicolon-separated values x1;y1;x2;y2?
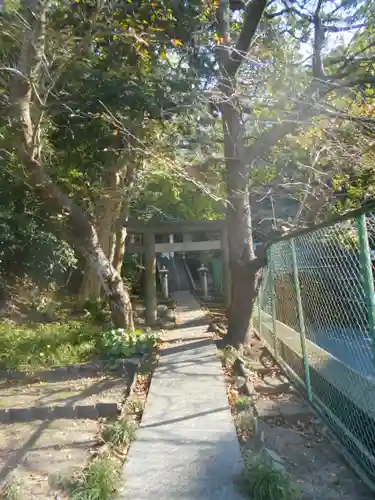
0;0;374;339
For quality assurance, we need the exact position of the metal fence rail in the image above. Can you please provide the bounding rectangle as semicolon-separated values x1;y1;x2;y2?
256;212;375;488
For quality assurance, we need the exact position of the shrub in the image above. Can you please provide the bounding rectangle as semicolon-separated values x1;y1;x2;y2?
99;328;160;359
69;456;120;500
241;453;300;500
0;476;22;500
101;417;136;447
235;396;251;411
81;299;111;325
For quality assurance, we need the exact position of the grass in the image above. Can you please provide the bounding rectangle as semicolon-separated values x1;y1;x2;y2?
101;417;137;447
241;454;300;500
124;395;144;416
0;320;103;372
68;456;121;500
235;396;251;411
0;290;161;372
237;410;256;440
0;476;22;500
217;347;236;366
0;318;159;372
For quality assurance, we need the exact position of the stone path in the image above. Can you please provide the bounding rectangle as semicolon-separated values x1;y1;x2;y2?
120;291;244;500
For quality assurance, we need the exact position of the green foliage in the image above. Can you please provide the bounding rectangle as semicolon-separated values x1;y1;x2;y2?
1;0;213;304
99;328;160;359
45;0;211;222
0;476;22;500
121;255;142;288
0;320;101;371
241;454;300;500
69;456;121;500
1;0;375;313
0;172;77;289
133;166;225;222
81;299;111;325
235;396;251;411
101;417;136;447
237;411;255;435
0;316;160;371
217;347;236;366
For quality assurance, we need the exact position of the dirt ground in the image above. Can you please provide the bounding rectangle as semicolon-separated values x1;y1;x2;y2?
243;335;375;500
0;418;98;499
217;323;375;500
257;418;373;500
0;375;127;409
0;371;132;498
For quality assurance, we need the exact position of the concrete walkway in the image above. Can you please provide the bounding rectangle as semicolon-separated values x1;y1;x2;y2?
120;291;244;500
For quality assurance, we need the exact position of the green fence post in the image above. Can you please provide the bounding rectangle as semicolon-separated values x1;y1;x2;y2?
258;287;262;336
269;251;278;359
356;214;375;362
291;238;313;402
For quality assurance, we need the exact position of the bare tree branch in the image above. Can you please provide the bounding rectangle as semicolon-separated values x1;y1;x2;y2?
280;0;313;20
312;0;325;78
326;41;375;67
324;23;366;32
216;0;232;67
264;8;290;19
244;80;328;162
225;0;268;76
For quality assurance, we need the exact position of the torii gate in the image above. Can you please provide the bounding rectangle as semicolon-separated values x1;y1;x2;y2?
124;219;231;324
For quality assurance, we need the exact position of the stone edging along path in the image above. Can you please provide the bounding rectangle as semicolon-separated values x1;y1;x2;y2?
0;356;145;424
0;401;121;423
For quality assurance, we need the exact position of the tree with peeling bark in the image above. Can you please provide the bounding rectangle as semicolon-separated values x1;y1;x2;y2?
1;0;209;325
212;0;375;346
5;0;134;328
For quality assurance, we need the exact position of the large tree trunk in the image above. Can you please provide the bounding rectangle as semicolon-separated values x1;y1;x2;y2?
79;266;102;302
215;0;269;347
215;0;327;347
226;259;265;346
112;200;130;274
220;93;259;346
80;162;135;299
23;158;134;330
12;0;134;330
222;105;268;346
113;226;127;274
79;195;120;301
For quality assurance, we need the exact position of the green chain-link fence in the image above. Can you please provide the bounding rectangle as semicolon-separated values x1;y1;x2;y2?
255;212;375;487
